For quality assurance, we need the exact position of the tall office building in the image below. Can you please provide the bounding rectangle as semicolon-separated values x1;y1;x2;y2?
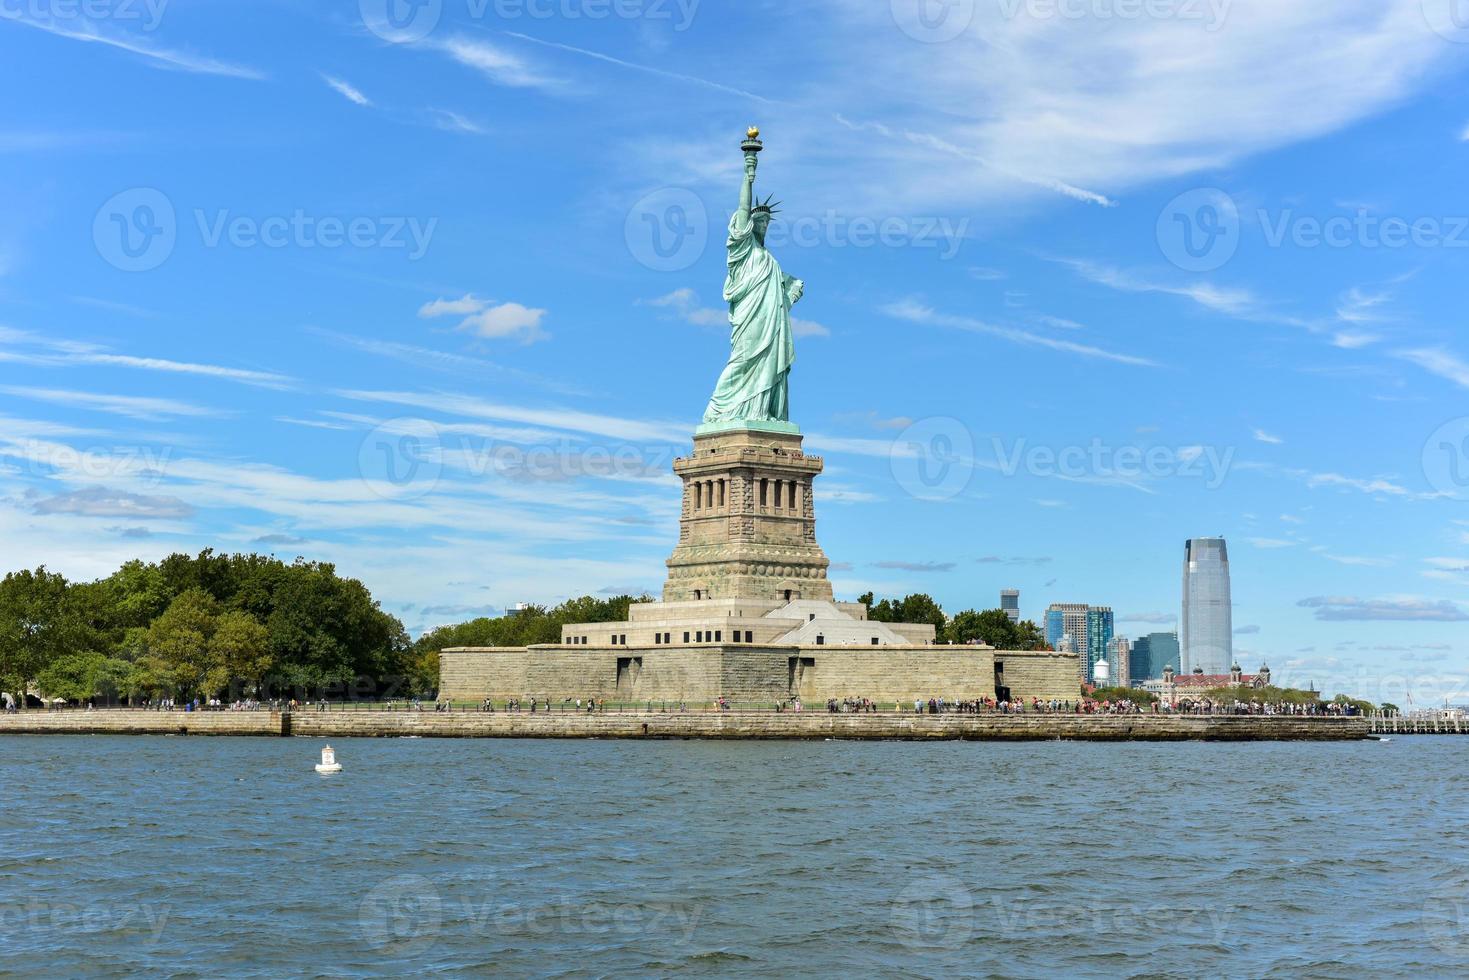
1000;589;1020;624
1045;603;1113;683
1182;537;1232;674
1086;607;1114;685
1107;636;1132;688
1130;632;1180;684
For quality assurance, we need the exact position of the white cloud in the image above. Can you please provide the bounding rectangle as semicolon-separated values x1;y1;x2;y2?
1253;428;1283;445
818;1;1451;208
437;37;559;90
322;74;371;106
792;318;830;339
418;293;548;343
1248;537;1296;549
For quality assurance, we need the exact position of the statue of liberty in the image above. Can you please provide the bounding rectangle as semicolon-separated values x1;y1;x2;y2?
701;127;804;430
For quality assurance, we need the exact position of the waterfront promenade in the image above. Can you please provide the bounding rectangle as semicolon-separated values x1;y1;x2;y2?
0;707;1367;740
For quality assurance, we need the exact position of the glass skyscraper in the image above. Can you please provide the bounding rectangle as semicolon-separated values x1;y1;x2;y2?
1086;607;1114;685
1129;632;1180;683
1182;537;1232;674
1045;602;1112;683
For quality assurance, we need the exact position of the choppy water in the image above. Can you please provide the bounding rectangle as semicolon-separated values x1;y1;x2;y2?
2;735;1468;977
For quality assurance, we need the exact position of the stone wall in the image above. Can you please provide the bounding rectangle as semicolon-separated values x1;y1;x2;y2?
0;710;1367;741
440;644;1079;704
0;710;282;736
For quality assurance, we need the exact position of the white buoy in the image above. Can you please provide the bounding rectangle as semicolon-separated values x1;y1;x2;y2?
314;745;343;774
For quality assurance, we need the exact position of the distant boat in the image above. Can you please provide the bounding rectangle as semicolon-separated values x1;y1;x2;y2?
314;745;343;774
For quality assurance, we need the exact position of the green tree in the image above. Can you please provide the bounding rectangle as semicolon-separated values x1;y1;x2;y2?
36;652;136;705
142;589;218;697
0;567;98;700
209;611;272;697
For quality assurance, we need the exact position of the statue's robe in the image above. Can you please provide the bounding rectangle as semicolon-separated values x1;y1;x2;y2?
702;209;795;423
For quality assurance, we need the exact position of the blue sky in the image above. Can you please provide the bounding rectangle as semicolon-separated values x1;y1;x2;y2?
2;0;1467;703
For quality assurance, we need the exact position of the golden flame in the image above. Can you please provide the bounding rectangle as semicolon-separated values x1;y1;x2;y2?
746;126;760;140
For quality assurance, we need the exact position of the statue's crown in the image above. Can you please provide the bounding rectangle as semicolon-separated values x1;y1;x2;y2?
751;194;781;216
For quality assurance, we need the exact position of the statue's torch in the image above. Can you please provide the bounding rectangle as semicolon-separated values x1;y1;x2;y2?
741;125;763;155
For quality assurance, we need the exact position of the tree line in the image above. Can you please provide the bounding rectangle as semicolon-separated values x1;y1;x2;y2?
0;551;422;704
0;556;1052;706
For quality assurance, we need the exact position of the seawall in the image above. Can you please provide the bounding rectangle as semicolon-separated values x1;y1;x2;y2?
0;710;1368;741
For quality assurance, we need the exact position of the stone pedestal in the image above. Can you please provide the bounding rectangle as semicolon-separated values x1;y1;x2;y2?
663;426;833;602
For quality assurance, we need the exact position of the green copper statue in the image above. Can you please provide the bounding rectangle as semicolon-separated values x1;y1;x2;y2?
700;127;804;432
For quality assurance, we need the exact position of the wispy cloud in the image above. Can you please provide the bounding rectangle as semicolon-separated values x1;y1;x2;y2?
8;13;264;79
1298;595;1469;622
333;388;688;444
1253;428;1283;445
884;298;1155;367
322;74;371;106
436;36;560;90
872;560;955;573
0;385;219;420
1396;347;1469;389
